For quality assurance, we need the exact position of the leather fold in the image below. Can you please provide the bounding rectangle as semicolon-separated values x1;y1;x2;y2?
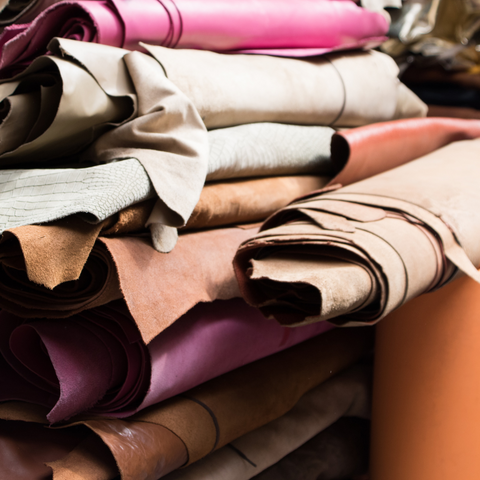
142;44;427;129
234;138;480;327
0;0;389;75
0;298;333;422
0;326;371;479
162;362;372;480
0;37;209;250
0;225;258;343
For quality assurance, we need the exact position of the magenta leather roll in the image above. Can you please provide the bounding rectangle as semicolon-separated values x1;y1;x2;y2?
0;0;388;75
0;298;333;423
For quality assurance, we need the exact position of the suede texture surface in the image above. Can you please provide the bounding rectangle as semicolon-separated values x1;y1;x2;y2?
0;225;257;343
234;138;480;327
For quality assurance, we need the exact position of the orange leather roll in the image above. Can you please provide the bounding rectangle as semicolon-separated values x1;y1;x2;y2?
371;274;480;480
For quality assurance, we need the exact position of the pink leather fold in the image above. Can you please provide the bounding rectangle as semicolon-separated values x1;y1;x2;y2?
0;225;258;344
329;117;480;186
0;298;333;423
0;327;371;480
0;0;389;75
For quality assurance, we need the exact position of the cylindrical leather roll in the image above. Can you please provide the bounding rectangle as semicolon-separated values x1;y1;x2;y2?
329;117;480;186
234;139;480;327
0;0;388;73
142;43;426;129
371;274;480;480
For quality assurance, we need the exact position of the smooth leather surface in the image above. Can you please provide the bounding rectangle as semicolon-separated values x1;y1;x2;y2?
163;363;371;480
234;138;480;327
184;176;330;230
0;225;257;343
371;274;480;480
329;117;480;186
0;298;333;422
130;327;373;466
0;0;388;75
143;44;427;129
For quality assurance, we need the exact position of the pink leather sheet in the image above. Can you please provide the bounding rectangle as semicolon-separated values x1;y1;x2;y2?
0;298;333;423
0;0;388;75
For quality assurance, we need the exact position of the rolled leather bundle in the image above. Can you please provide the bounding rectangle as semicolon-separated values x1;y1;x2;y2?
0;224;258;342
0;38;423;156
142;43;427;128
162;363;371;480
0;325;373;479
234;138;480;327
329;117;480;186
0;298;333;423
0;0;389;76
206;123;335;181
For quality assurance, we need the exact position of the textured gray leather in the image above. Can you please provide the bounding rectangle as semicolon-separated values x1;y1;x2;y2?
207;123;335;181
0;159;154;233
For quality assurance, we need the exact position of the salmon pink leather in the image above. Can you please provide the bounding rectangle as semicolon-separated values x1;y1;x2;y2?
0;0;388;76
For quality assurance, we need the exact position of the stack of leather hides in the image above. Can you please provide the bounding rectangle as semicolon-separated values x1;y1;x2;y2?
1;118;480;331
0;327;374;479
0;3;478;477
0;0;391;76
234;138;480;327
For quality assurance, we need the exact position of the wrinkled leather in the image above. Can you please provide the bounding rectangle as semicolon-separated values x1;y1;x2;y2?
0;327;371;480
142;44;427;129
162;363;371;480
0;298;333;422
329;117;480;186
252;417;370;480
0;225;257;343
0;303;150;423
129;327;373;466
234;139;480;326
185;176;330;230
0;0;388;75
0;38;209;251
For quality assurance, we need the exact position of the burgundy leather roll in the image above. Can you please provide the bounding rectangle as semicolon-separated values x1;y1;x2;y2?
329;117;480;186
0;0;388;75
0;298;333;423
